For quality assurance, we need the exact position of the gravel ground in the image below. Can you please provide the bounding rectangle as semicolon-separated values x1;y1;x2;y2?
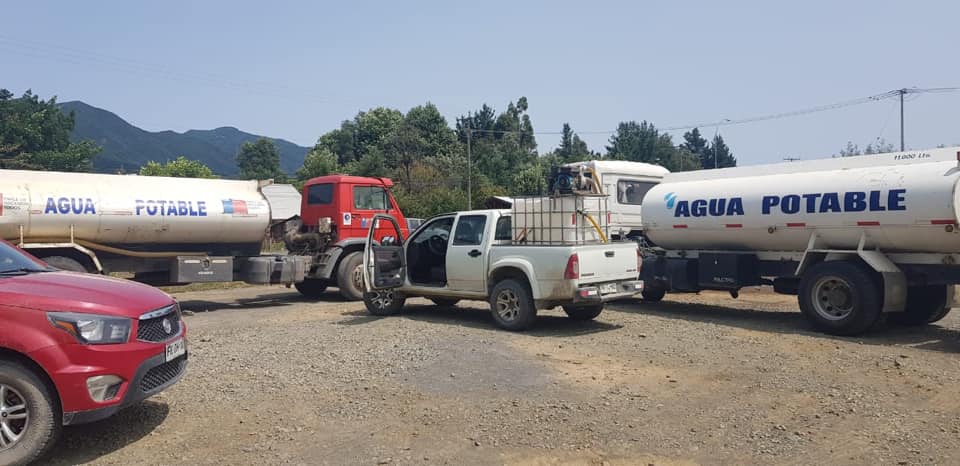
42;286;960;465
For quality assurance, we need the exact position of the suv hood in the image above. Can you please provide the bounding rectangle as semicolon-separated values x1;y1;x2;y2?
0;271;174;318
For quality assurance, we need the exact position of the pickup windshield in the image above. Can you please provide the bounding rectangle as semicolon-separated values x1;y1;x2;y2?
0;242;52;274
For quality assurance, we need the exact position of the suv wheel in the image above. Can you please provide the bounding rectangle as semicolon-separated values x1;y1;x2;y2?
0;361;60;466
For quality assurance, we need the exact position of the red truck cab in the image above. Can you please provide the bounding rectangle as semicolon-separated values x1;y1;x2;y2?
295;175;410;300
0;241;186;465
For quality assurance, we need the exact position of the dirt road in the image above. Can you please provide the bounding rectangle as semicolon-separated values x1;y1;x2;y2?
45;286;960;465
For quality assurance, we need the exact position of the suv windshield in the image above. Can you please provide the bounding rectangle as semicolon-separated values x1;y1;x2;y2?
0;242;51;274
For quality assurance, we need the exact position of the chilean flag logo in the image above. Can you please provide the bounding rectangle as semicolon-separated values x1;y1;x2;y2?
221;199;248;215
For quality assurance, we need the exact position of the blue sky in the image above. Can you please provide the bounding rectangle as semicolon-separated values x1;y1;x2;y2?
2;0;958;165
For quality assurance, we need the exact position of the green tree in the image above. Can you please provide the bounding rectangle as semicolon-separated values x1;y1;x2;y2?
0;88;100;171
555;123;591;163
864;138;895;154
680;128;711;167
139;156;217;178
343;151;390;178
297;147;339;182
605;120;676;167
236;137;286;181
838;141;861;157
702;134;736;169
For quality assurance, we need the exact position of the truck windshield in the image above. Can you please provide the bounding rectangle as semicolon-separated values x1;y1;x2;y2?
0;242;51;274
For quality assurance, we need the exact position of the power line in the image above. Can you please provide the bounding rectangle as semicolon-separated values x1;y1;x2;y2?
3;33;958;145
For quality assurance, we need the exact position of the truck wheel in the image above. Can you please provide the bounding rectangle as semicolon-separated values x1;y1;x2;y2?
640;286;666;302
798;261;882;336
294;279;328;299
887;285;949;326
337;252;364;301
0;361;61;466
363;289;406;316
41;256;88;273
562;304;604;321
429;298;460;307
489;279;537;331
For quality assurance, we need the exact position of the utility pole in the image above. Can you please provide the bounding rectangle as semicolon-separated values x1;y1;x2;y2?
899;88;905;151
466;122;472;210
713;126;719;169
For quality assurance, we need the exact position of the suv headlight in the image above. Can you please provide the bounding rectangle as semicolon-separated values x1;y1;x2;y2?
48;312;132;344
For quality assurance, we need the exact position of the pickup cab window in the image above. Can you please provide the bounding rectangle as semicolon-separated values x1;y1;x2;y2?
494;216;512;241
354;186;389;210
453;215;487;245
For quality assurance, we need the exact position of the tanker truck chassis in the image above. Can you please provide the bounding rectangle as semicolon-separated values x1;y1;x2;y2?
639;147;960;336
1;171;410;301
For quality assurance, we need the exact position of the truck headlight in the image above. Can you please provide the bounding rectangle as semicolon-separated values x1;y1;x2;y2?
48;312;132;344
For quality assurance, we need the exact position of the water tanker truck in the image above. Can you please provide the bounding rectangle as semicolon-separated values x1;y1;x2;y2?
0;170;410;300
639;146;960;335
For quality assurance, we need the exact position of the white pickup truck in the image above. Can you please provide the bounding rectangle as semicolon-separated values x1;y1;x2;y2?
361;209;643;330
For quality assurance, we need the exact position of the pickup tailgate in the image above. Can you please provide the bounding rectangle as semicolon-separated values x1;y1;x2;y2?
575;242;638;285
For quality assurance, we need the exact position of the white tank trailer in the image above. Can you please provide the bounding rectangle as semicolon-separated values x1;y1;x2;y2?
0;170;309;285
639;146;960;335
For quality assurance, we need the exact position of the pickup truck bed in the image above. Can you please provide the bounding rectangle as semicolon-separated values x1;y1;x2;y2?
363;210;643;330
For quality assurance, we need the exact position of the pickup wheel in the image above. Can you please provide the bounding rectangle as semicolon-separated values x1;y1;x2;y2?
798;261;882;336
490;279;537;331
0;361;61;466
363;289;406;316
562;304;604;321
887;285;950;326
640;286;666;302
337;252;364;301
429;298;460;308
294;279;328;299
41;256;88;273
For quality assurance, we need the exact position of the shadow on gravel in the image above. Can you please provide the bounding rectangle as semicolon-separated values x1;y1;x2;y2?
45;400;169;465
338;303;623;337
178;290;345;313
610;299;960;354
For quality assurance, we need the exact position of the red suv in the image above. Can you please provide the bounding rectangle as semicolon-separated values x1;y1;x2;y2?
0;241;187;465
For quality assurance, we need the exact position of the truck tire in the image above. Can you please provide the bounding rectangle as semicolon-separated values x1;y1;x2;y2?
363;289;406;316
641;286;666;302
294;279;328;299
887;285;949;326
0;361;61;466
798;261;882;336
337;252;364;301
429;298;460;307
562;304;604;321
41;256;88;273
489;279;537;331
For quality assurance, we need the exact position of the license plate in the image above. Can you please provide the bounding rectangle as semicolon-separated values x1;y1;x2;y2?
165;338;186;362
600;283;618;294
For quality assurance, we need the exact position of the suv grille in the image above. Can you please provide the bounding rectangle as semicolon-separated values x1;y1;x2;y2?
141;357;186;392
138;305;182;342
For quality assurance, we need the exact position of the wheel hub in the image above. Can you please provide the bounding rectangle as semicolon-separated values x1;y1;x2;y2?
0;384;28;451
812;276;855;321
496;290;520;322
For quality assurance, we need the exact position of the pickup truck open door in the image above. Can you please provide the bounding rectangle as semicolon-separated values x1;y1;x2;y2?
363;214;406;291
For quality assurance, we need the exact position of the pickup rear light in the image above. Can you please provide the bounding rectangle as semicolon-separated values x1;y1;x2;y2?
564;253;580;279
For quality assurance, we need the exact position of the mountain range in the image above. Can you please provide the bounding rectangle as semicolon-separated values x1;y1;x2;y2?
59;101;310;176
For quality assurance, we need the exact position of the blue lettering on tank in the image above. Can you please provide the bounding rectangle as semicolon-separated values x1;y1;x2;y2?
670;189;907;217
